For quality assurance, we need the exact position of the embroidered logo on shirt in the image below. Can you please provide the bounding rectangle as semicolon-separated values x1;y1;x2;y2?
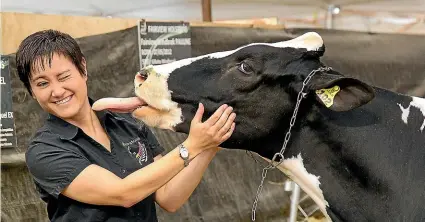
122;137;148;165
122;137;141;147
135;142;148;164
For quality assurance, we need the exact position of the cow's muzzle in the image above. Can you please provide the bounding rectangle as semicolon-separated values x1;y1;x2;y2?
135;68;150;88
138;68;149;80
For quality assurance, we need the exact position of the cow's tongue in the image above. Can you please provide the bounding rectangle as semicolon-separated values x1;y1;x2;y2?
92;97;147;113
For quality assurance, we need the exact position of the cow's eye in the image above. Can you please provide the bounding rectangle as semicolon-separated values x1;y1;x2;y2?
238;62;254;75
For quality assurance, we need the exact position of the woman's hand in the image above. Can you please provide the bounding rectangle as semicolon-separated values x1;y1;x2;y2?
183;103;236;154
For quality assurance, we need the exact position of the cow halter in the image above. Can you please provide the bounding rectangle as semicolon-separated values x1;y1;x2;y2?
251;66;332;221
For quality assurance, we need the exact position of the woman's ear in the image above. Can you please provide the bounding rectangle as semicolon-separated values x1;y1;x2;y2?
82;57;88;80
31;91;38;100
28;85;36;99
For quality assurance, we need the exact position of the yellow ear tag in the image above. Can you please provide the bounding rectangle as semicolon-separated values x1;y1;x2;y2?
315;85;340;107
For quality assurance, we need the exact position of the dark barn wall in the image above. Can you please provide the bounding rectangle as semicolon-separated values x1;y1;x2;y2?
2;26;424;222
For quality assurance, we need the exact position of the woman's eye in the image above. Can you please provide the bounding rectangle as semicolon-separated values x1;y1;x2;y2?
37;82;48;87
59;75;71;81
238;62;254;74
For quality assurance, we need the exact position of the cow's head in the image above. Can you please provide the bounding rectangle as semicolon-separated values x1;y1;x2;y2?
93;32;374;156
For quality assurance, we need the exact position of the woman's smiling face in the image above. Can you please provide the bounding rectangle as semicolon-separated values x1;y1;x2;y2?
30;53;89;120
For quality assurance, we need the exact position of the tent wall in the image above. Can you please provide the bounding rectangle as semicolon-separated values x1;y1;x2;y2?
1;12;139;55
1;12;285;55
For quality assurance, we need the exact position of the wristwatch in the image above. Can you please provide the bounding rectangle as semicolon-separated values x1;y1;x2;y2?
178;143;190;167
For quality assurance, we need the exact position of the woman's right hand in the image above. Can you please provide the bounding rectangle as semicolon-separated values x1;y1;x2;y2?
183;103;236;154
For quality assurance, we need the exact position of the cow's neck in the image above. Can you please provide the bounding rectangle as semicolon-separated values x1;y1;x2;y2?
262;87;425;221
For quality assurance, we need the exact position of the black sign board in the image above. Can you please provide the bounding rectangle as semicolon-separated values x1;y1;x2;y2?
138;20;192;69
0;55;17;148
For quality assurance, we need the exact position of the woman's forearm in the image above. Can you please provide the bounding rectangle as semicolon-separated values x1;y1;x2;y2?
119;144;203;207
154;148;218;212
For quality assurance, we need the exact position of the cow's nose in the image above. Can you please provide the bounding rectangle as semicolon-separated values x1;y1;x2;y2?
138;69;149;80
135;70;147;88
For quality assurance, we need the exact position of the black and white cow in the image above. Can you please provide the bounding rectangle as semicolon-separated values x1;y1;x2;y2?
93;32;425;222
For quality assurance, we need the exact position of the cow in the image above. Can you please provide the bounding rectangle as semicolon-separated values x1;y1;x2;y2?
93;32;425;222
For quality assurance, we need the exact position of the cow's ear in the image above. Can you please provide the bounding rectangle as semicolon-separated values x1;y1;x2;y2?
309;74;375;111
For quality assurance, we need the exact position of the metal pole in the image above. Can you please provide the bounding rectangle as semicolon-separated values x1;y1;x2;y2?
326;5;334;29
326;4;341;29
288;182;301;222
201;0;212;22
137;20;143;70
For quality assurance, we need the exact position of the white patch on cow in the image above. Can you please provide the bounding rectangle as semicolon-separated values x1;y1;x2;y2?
132;106;182;131
263;154;331;222
397;96;425;131
134;70;173;110
133;68;182;130
150;32;324;76
398;104;410;124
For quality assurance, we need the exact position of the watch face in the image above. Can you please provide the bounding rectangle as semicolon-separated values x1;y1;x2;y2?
180;148;189;158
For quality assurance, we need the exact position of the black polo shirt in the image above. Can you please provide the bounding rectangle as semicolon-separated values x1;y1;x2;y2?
25;99;165;222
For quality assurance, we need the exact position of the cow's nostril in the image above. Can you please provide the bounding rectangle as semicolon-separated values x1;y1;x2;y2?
138;69;149;79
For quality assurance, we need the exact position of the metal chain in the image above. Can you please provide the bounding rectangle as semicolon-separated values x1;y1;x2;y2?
251;66;332;221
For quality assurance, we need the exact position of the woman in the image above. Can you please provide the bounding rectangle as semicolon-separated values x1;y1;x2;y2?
17;29;236;222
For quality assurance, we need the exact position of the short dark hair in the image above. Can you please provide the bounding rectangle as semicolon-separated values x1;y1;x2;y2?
16;29;86;96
